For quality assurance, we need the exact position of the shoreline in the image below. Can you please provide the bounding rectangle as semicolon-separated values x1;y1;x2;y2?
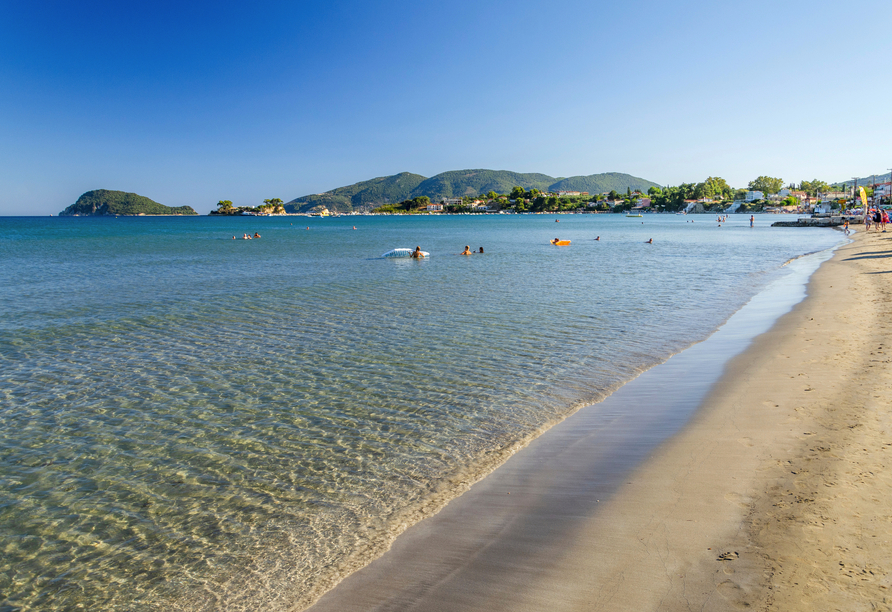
302;231;888;611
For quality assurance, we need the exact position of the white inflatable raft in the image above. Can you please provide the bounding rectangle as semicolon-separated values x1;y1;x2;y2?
382;248;429;258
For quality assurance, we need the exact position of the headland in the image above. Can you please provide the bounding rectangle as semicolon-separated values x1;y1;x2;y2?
59;189;197;216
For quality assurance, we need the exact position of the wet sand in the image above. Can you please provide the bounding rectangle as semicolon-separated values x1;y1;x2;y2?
305;229;892;611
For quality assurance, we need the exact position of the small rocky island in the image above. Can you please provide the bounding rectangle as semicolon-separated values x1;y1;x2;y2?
59;190;198;216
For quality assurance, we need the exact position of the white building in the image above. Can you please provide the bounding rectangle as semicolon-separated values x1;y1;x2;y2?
744;191;764;202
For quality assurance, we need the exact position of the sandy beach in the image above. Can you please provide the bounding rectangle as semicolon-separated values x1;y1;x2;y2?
305;228;891;612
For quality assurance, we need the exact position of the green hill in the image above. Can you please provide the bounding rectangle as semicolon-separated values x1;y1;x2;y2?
60;190;197;216
831;172;890;190
549;172;660;194
408;170;556;201
286;170;662;212
286;172;426;213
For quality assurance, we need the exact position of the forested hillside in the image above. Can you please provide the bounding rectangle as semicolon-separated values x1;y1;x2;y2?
59;190;197;216
549;172;659;194
286;169;661;213
286;172;425;213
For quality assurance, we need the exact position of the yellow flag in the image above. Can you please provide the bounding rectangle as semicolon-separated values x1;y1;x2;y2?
859;186;868;209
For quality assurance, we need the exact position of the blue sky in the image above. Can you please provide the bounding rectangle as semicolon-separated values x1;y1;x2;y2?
1;0;890;215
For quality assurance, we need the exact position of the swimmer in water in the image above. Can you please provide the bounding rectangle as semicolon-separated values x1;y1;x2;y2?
646;238;653;244
478;247;484;253
595;236;600;241
411;246;424;259
461;245;472;255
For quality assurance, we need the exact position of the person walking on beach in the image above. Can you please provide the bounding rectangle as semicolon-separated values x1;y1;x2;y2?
750;215;754;228
843;219;850;235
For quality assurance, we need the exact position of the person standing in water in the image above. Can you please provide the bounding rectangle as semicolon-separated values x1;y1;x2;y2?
461;246;472;255
750;215;755;227
411;246;424;258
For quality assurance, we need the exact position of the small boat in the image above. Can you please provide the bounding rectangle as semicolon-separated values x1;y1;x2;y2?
626;212;643;217
550;239;571;246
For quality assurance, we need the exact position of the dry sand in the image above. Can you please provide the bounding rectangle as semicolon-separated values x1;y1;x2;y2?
306;229;892;612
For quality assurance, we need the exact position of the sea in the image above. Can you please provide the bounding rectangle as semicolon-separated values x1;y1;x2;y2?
0;213;843;612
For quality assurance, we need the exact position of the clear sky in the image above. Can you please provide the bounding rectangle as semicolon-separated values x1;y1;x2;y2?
1;0;890;215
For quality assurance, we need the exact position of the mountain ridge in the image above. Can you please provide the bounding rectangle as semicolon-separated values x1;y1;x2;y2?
286;170;660;213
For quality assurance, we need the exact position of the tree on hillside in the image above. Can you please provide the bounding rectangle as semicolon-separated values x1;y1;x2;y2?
650;183;696;212
510;186;526;200
800;180;829;196
260;198;285;214
217;200;233;211
399;196;430;211
648;186;662;195
694;177;731;200
748;176;784;194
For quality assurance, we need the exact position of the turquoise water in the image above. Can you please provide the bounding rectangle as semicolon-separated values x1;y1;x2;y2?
0;214;841;611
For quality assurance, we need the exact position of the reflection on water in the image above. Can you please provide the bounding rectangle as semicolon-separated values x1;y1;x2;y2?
0;214;841;611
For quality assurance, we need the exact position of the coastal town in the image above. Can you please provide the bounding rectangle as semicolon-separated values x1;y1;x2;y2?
207;177;889;219
369;176;888;216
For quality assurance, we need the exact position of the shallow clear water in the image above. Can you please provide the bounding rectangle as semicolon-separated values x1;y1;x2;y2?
0;214;841;611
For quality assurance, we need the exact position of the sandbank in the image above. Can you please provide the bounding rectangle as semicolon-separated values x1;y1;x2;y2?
305;229;892;611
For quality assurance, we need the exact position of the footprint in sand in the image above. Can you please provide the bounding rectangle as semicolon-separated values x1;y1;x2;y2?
738;437;754;447
716;579;749;608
